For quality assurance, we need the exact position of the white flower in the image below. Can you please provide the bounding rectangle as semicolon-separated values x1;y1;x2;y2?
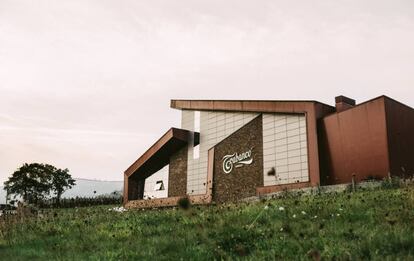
109;206;127;213
292;214;297;218
337;213;340;216
264;205;269;210
313;215;318;219
279;207;285;211
280;227;284;231
301;211;306;215
339;208;343;211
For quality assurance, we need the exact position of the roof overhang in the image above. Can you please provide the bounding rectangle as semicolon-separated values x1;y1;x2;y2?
125;128;199;179
170;99;334;114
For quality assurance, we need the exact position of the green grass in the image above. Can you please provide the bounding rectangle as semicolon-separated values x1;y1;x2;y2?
1;185;414;260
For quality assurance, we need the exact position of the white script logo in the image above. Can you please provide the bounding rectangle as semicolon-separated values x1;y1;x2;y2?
222;149;253;174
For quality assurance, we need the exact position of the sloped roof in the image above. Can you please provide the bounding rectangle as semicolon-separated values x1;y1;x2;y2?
125;128;199;178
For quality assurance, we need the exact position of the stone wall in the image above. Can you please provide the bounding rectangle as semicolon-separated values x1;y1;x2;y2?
213;115;264;203
168;146;188;197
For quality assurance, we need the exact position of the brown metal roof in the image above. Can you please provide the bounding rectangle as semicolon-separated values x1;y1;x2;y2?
170;99;334;113
125;128;198;178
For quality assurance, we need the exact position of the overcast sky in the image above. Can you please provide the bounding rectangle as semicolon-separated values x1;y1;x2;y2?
1;0;414;183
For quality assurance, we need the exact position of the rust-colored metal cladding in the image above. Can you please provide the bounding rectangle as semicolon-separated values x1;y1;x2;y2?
171;99;333;114
125;128;198;177
384;97;414;178
123;128;198;204
319;96;390;184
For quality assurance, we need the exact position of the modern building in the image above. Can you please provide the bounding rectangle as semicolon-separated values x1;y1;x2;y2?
124;96;414;208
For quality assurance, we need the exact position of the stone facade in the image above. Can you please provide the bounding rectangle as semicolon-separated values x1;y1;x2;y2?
168;146;188;197
213;115;264;203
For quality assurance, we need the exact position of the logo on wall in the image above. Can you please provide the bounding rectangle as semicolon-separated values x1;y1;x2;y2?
222;149;253;174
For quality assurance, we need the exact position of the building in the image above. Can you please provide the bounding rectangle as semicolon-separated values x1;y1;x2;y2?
123;96;414;208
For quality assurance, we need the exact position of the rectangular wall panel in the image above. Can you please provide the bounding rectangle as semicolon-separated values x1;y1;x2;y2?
143;165;169;199
262;113;309;186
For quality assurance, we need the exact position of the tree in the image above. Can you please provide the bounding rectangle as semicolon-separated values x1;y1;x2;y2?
4;163;52;204
49;167;75;206
4;163;75;206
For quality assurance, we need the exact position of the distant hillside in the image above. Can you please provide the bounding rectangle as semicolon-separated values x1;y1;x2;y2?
0;179;123;204
0;186;5;204
62;179;123;198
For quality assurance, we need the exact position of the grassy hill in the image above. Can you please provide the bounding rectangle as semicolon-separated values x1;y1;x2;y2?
1;183;413;260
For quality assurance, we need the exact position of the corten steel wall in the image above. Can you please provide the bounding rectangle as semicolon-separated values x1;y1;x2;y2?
212;115;263;203
384;97;414;178
319;97;390;185
168;146;188;197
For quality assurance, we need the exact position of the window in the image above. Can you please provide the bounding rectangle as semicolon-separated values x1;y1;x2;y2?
193;144;200;159
193;111;200;159
194;111;200;132
154;180;165;191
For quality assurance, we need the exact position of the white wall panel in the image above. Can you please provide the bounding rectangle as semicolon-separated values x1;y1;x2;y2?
263;113;309;186
143;165;169;199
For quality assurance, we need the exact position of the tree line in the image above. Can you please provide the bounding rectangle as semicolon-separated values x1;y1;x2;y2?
4;163;75;206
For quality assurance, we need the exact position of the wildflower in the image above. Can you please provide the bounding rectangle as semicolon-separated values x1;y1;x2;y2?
109;206;127;213
339;208;343;211
279;207;285;211
280;227;284;231
313;215;318;219
292;214;297;218
264;205;269;210
337;213;340;216
301;211;306;215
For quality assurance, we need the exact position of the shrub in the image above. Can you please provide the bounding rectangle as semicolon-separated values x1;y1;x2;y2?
177;197;191;210
37;196;123;208
381;176;401;189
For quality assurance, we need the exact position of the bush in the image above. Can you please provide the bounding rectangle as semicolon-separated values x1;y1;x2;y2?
37;196;123;209
177;197;191;210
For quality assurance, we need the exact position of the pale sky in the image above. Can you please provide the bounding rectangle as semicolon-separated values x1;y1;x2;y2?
1;0;414;183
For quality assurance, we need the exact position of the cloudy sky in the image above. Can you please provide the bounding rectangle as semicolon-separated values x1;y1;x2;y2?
1;0;414;183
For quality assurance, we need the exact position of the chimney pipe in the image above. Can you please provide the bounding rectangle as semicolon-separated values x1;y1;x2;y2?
335;96;356;112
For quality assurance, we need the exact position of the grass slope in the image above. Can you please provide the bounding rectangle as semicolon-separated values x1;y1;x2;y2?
1;185;414;260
